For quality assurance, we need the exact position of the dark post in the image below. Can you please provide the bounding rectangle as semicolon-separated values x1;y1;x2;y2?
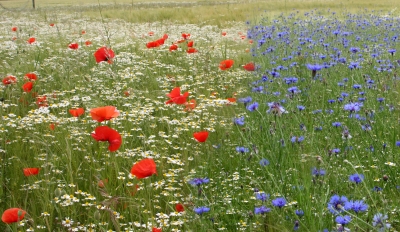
32;0;35;9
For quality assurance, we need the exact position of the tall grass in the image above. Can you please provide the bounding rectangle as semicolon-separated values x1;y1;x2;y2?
0;1;400;232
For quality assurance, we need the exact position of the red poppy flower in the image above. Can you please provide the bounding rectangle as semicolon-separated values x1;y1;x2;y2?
219;59;234;70
182;33;190;40
146;41;160;48
130;158;157;179
175;203;185;212
49;123;56;130
22;82;33;92
36;95;48;108
91;126;122;152
221;31;227;36
90;106;119;122
69;108;85;117
248;39;253;44
25;73;37;81
227;97;236;103
94;47;115;64
27;37;36;44
12;27;17;32
81;30;86;34
169;44;178;52
165;87;189;105
193;131;209;142
184;99;196;111
148;31;154;36
186;47;197;53
187;40;194;47
68;43;79;50
152;228;162;232
98;179;108;188
49;23;55;27
243;62;255;71
85;40;92;46
2;75;17;85
23;168;40;176
1;208;26;224
146;36;166;48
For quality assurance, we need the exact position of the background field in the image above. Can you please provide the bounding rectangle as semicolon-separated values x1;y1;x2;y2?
1;0;400;231
1;0;400;26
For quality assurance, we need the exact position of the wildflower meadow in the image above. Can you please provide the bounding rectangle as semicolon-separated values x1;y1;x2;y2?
1;1;400;231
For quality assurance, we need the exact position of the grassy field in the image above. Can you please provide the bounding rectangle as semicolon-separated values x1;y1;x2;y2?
1;0;400;231
1;0;400;26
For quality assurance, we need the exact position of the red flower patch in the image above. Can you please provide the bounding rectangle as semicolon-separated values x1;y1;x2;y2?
219;59;234;70
165;87;189;105
130;158;157;179
193;131;209;142
90;106;119;122
94;47;115;63
23;168;40;177
91;126;122;152
2;208;26;224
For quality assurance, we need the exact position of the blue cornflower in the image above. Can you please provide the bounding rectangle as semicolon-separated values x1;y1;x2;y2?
341;92;349;97
246;102;259;112
349;173;364;184
194;206;210;215
388;49;396;55
350;47;360;53
236;146;249;153
362;124;372;131
255;192;270;201
353;84;362;89
271;197;286;208
328;195;348;214
234;116;245;126
188;178;210;186
267;102;286;115
332;148;340;154
288;86;300;94
396;141;400;147
345;200;368;213
252;86;263;92
295;209;304;217
348;62;361;69
332;122;342;127
291;136;304;143
306;64;323;77
335;215;351;225
254;205;271;215
328;99;336;104
312;167;326;176
377;97;385;103
259;158;269;167
314;126;323;131
372;213;391;231
306;64;323;71
238;96;252;104
297;105;305;111
344;102;363;112
372;186;383;192
293;220;300;231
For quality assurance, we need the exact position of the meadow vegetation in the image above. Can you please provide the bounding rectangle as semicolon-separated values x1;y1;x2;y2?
0;0;400;231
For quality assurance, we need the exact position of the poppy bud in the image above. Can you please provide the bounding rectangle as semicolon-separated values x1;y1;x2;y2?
94;211;101;221
54;188;62;197
383;175;389;181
